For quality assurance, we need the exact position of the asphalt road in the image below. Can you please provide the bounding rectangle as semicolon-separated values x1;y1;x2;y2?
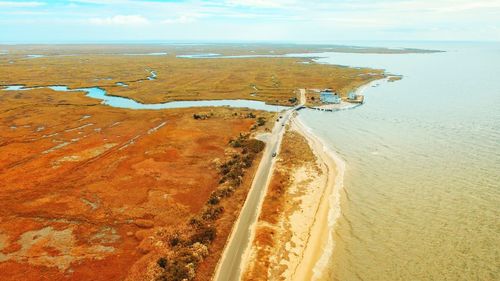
213;90;305;281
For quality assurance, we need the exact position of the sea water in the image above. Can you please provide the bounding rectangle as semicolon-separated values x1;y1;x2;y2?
299;42;500;281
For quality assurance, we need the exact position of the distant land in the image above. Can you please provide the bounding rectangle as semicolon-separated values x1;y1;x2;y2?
0;43;437;281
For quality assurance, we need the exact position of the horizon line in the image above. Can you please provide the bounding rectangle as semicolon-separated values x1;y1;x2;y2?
1;39;499;45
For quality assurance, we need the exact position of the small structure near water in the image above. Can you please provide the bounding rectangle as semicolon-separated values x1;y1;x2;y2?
347;91;364;104
320;89;341;104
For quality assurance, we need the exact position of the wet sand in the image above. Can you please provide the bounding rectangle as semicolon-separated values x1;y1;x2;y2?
290;116;345;281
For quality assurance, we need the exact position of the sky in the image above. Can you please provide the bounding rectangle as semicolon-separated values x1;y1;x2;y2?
0;0;499;43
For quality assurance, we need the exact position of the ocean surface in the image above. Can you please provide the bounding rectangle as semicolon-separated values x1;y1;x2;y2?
298;42;500;281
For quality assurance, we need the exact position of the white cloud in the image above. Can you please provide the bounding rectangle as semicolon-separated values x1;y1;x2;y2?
225;0;294;8
88;15;150;25
69;0;129;4
0;10;48;15
162;15;195;24
330;0;500;14
161;12;206;24
0;1;45;7
432;0;500;13
1;0;499;41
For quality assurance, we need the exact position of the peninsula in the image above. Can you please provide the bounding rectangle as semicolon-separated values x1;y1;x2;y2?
0;44;404;281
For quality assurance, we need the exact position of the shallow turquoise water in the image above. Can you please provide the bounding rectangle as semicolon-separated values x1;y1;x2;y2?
299;42;500;281
2;85;286;112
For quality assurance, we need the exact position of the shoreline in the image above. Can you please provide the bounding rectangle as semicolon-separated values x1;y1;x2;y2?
354;77;388;96
240;80;379;280
308;77;388;112
290;78;387;279
290;115;346;281
215;80;382;280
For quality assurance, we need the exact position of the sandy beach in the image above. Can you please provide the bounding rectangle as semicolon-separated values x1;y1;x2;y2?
289;116;345;281
241;112;345;281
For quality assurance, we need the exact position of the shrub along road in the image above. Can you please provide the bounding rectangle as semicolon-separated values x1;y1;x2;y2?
213;89;305;281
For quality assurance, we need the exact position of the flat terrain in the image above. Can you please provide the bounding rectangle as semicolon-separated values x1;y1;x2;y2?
0;43;442;57
0;85;273;280
0;44;389;280
0;45;386;106
243;126;320;280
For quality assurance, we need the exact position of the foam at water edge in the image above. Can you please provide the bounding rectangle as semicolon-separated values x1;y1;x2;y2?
314;144;345;280
297;115;346;280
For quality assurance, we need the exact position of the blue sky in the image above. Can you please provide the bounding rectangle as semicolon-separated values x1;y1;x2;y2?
1;0;499;43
